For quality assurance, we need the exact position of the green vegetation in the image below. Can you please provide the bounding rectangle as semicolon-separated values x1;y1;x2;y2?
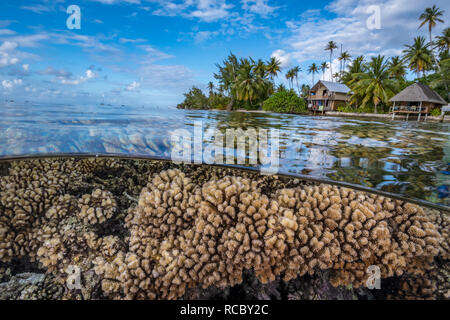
262;90;307;113
342;5;448;111
348;55;397;113
176;87;208;109
430;108;442;116
337;104;388;114
178;4;448;115
178;53;307;111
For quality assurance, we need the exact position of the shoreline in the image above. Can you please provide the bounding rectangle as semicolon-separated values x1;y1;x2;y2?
325;111;450;122
213;108;450;122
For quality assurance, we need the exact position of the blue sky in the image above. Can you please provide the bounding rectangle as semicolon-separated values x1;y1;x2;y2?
0;0;448;107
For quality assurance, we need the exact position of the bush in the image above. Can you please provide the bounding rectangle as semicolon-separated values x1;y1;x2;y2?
208;93;231;110
336;104;355;113
177;87;208;109
430;108;441;117
336;104;388;114
262;90;307;113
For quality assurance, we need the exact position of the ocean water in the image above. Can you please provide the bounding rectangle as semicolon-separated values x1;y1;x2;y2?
0;101;449;206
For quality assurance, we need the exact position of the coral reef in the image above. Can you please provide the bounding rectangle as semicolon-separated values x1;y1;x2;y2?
0;158;449;300
94;168;449;300
77;189;117;225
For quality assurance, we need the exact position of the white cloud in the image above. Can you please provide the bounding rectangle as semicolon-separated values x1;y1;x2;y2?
189;0;233;22
277;0;449;74
2;79;22;90
22;64;29;71
194;31;219;43
242;0;278;17
90;0;141;4
271;49;291;69
0;29;16;35
152;0;234;22
126;81;140;91
0;41;20;67
119;37;147;44
20;4;51;14
137;45;175;62
61;69;97;85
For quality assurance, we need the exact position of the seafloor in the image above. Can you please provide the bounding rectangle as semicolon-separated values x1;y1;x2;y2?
0;157;448;300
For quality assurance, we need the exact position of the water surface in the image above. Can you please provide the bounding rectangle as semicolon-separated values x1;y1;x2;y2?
0;102;449;206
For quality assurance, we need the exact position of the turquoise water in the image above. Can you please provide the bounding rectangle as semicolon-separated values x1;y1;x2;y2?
0;101;449;205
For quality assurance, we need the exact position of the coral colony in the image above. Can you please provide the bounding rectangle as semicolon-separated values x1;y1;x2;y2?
0;158;448;299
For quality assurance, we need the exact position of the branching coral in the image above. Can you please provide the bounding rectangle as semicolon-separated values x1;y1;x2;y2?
92;169;447;300
0;158;448;300
77;189;117;225
0;160;76;262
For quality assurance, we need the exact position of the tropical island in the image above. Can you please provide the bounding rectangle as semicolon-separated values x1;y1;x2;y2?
177;5;449;119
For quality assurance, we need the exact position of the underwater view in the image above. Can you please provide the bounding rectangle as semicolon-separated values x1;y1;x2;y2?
0;157;448;300
1;0;449;308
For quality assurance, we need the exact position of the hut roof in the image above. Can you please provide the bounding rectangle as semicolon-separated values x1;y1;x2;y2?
312;80;350;94
389;83;447;105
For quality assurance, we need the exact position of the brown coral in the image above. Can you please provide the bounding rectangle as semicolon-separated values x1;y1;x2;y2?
97;169;446;300
0;158;448;300
77;189;117;225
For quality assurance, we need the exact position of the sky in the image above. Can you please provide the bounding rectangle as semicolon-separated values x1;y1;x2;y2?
0;0;449;107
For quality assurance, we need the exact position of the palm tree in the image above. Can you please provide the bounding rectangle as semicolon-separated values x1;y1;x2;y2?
419;5;444;71
332;72;340;82
325;41;338;82
349;55;396;113
387;56;406;81
266;56;282;80
292;66;301;95
339;51;351;77
235;61;259;105
320;62;328;80
342;56;365;85
300;84;310;98
430;58;450;101
277;84;288;92
435;27;450;54
254;59;267;78
402;36;433;79
207;81;214;96
308;63;319;86
285;69;294;90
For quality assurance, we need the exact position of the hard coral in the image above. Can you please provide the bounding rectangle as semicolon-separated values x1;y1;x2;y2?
77;189;117;225
94;169;446;300
0;159;447;300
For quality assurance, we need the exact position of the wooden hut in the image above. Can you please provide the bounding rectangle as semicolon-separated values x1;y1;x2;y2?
389;83;447;121
307;80;350;112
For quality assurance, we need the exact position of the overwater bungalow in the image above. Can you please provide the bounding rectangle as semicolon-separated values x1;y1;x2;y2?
389;83;447;121
307;80;351;112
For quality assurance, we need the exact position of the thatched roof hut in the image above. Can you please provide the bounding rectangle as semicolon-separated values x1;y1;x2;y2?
389;83;446;106
389;83;447;120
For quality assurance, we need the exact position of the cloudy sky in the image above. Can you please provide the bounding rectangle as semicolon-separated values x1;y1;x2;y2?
0;0;448;107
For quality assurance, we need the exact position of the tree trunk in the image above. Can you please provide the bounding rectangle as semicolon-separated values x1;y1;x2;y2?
430;31;442;72
330;52;333;82
226;97;234;111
